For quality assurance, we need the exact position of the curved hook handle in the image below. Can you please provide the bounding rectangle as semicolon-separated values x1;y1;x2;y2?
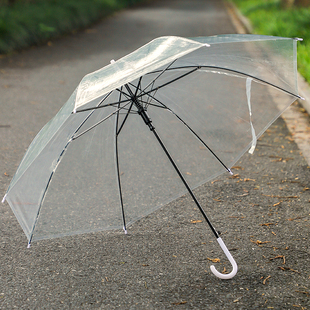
210;237;238;279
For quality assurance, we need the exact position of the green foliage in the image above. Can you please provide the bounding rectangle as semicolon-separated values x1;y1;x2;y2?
231;0;310;83
0;0;145;54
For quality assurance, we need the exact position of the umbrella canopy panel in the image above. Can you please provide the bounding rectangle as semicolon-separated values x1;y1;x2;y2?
3;35;300;242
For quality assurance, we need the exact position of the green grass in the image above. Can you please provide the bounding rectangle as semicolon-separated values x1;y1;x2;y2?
0;0;145;54
231;0;310;83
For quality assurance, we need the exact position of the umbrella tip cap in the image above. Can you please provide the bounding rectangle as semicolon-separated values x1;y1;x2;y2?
1;194;7;203
228;169;233;176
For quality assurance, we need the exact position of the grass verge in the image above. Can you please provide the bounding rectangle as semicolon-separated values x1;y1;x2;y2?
0;0;146;54
230;0;310;83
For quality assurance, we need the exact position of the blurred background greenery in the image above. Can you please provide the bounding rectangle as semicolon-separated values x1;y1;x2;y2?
231;0;310;83
0;0;309;85
0;0;145;54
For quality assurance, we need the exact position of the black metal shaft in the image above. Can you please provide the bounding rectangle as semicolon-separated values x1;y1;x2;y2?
126;88;219;238
151;128;219;238
125;82;219;238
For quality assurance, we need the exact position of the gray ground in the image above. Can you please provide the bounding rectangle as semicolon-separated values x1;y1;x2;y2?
0;0;309;309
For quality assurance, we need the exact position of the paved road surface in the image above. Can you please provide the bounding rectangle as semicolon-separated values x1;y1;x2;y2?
0;0;309;309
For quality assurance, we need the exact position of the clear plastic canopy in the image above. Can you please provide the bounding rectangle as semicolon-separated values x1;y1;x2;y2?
3;35;300;243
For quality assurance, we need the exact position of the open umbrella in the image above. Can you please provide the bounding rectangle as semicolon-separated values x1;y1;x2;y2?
2;34;302;279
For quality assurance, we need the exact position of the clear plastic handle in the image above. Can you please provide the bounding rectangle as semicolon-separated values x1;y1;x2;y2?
210;237;238;279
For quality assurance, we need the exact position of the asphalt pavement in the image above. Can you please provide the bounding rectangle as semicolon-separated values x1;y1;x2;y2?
0;0;309;309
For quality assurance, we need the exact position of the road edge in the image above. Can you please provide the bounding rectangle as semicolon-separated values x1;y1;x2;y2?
224;0;310;165
224;0;310;115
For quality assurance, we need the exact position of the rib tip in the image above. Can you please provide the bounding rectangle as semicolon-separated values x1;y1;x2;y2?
248;144;256;154
27;242;31;249
228;169;233;176
294;37;303;41
1;194;7;203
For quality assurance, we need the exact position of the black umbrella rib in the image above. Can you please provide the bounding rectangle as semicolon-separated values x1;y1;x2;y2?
115;83;144;136
76;89;132;113
147;65;302;99
115;89;127;233
75;98;131;113
115;87;133;99
116;101;134;136
140;101;168;109
142;92;232;174
141;59;178;94
170;112;232;174
72;102;131;141
126;61;177;108
139;67;200;98
203;65;302;99
27;135;75;246
26;91;119;245
113;87;139;135
73;90;115;113
128;82;160;109
134;77;143;96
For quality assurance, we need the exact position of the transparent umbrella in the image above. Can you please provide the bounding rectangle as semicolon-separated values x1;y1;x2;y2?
2;35;302;279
